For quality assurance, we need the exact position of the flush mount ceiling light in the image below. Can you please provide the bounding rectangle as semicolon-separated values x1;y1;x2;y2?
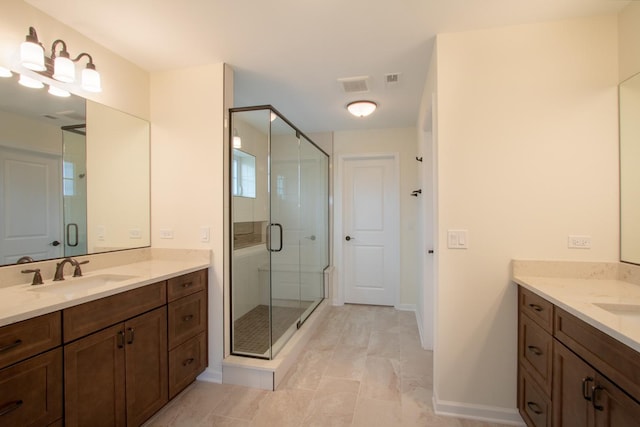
19;26;102;93
347;100;377;118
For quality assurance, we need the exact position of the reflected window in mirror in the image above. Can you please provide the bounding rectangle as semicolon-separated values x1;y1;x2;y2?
232;149;256;198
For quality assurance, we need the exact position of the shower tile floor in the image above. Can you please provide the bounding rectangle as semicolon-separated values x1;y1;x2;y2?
233;304;309;355
144;305;512;427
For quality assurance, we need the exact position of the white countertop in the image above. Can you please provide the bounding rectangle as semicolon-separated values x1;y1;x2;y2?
513;274;640;353
0;257;209;328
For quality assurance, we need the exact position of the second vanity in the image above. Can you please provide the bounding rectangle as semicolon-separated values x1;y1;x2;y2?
0;249;210;426
513;261;640;427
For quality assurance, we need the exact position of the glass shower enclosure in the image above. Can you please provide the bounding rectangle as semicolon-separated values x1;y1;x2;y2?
230;106;329;359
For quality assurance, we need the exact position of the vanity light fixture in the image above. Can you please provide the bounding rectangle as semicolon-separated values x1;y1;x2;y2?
346;100;377;117
233;128;242;149
18;74;44;89
19;26;102;93
0;66;12;78
48;85;70;97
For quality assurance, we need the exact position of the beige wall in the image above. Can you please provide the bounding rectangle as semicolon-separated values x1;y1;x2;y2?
431;15;619;420
0;0;149;120
333;127;419;306
150;64;226;380
619;1;640;82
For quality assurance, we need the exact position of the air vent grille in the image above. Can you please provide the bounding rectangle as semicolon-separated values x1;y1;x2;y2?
385;73;401;86
338;76;370;93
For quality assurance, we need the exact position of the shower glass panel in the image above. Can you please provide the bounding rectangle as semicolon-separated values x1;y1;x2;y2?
62;126;88;257
230;106;329;359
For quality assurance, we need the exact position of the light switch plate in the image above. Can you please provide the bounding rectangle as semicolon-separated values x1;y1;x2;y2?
447;229;468;249
200;226;210;243
159;229;174;239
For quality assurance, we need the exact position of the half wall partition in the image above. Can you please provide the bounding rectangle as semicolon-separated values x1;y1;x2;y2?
230;106;329;359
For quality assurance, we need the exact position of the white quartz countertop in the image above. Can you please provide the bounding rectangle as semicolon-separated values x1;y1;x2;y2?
0;258;209;328
513;274;640;354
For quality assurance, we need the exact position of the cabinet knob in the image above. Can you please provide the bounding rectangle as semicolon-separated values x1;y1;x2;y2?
528;303;543;312
183;314;194;322
183;358;195;366
527;345;543;356
182;282;192;288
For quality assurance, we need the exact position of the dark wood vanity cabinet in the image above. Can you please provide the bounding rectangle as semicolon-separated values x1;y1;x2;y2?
167;269;208;399
0;312;63;426
0;268;208;427
64;307;168;427
518;286;640;427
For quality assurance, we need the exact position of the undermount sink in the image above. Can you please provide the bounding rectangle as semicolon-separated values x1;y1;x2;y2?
594;302;640;321
28;274;137;297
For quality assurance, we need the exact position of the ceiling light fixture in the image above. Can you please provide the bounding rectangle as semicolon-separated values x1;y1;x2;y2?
347;100;377;118
19;26;102;93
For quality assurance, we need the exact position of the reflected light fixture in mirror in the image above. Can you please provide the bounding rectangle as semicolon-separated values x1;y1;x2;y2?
347;100;377;117
19;26;102;93
233;128;242;148
0;67;12;78
18;74;44;89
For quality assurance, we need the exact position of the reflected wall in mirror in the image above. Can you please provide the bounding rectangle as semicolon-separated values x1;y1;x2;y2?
620;71;640;264
0;71;150;267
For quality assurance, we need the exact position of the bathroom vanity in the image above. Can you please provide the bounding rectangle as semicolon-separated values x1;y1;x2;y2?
0;259;208;426
513;262;640;427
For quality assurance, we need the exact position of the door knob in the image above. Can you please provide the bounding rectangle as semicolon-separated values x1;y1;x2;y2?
51;240;61;246
345;236;354;241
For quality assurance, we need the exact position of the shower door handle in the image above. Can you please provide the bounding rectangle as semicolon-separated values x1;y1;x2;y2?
267;223;284;252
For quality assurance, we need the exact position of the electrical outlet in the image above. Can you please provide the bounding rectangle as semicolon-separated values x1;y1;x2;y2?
568;235;591;249
159;229;174;239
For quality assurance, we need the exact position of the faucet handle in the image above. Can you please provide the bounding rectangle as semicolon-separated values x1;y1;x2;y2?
73;260;89;277
22;268;44;286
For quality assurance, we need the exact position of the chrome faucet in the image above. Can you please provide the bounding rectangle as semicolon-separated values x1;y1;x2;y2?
53;258;76;281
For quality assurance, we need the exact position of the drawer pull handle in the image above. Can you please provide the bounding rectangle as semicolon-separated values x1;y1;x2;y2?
528;303;543;312
0;339;22;353
526;401;543;415
0;399;23;416
127;327;135;345
182;282;193;289
117;331;125;349
582;377;594;401
183;314;194;322
592;385;604;411
183;358;195;366
527;345;543;356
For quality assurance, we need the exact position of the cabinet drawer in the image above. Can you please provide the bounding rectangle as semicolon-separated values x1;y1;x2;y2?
0;312;61;369
519;287;553;333
167;269;207;302
63;281;166;343
555;307;640;402
169;332;206;399
519;313;553;395
518;367;552;427
0;348;63;426
168;291;206;349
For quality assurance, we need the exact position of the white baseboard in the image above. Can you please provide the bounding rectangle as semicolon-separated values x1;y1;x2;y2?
197;366;222;383
433;397;526;426
395;303;416;311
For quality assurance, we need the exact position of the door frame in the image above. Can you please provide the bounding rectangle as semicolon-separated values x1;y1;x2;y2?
333;152;401;307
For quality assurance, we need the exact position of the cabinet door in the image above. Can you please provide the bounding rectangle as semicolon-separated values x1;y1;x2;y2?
0;348;62;427
553;341;593;427
593;374;640;427
64;324;126;427
125;307;168;427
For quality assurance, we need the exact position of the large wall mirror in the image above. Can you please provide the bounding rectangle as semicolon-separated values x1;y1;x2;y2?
0;71;150;267
620;71;640;265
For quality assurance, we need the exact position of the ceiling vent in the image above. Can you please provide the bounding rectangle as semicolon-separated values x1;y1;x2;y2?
338;76;370;93
385;73;401;87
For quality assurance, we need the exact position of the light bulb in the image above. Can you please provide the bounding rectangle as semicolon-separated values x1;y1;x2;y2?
20;40;45;72
48;85;70;97
18;74;44;89
81;66;101;92
53;55;75;83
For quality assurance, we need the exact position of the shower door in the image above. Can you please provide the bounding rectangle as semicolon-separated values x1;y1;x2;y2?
230;106;329;359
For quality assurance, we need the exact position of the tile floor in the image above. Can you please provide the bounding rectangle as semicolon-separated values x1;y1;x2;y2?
145;304;512;427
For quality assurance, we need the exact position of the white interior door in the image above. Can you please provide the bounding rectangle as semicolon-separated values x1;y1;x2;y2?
0;147;62;264
342;155;399;306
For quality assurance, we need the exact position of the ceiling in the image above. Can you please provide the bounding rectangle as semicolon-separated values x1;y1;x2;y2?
26;0;630;133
